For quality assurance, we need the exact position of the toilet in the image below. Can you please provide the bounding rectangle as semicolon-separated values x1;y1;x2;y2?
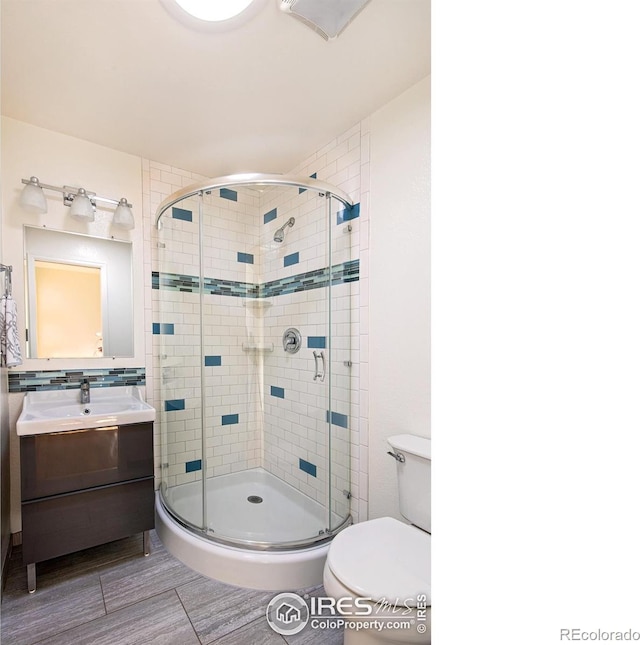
323;434;431;644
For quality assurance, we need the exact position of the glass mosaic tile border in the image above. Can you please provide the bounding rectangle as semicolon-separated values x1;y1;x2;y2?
8;367;145;393
262;259;359;298
152;259;359;299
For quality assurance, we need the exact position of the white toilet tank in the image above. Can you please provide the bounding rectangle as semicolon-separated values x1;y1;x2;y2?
387;434;431;532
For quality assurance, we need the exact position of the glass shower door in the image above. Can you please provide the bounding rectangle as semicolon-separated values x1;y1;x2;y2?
156;193;206;532
327;194;353;533
198;186;263;542
260;185;333;544
155;177;354;549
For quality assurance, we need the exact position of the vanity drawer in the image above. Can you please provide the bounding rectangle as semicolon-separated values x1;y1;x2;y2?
21;422;153;501
21;477;154;564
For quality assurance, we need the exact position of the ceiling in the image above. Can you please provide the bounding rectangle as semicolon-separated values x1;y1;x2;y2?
1;0;430;178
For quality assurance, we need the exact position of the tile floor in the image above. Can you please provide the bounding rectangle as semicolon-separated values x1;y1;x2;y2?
0;531;343;645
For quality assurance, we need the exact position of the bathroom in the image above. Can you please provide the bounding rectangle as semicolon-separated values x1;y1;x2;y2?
0;1;429;643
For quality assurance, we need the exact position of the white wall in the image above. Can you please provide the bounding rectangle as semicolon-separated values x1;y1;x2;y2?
368;77;430;521
1;117;145;532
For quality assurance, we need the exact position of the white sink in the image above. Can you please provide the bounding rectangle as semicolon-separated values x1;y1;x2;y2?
17;386;156;435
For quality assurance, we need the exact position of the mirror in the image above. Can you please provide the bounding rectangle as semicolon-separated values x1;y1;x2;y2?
24;226;134;358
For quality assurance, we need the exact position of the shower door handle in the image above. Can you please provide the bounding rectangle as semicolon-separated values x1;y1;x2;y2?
313;351;326;382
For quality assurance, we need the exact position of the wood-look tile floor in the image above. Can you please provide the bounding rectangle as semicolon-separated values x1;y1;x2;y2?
0;531;343;645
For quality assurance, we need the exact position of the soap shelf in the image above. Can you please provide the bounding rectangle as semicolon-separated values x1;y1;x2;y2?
242;342;274;353
243;300;272;314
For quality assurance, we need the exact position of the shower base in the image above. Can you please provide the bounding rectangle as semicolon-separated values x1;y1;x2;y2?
155;468;350;590
164;467;331;544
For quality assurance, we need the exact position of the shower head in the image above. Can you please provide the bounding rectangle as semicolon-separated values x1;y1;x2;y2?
273;217;295;243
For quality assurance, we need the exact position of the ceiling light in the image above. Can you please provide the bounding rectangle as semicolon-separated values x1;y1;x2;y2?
173;0;255;21
159;0;266;31
19;177;48;214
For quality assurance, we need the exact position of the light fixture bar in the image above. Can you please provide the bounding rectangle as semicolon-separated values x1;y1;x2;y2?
20;178;133;208
20;176;135;229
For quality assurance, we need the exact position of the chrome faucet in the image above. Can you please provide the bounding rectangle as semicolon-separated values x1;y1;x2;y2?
80;379;90;404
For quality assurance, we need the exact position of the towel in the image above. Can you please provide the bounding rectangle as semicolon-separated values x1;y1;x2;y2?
0;294;23;367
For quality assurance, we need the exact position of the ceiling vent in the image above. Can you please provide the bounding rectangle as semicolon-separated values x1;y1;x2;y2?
278;0;371;40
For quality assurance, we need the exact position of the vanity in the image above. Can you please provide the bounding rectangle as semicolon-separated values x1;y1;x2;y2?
17;386;155;593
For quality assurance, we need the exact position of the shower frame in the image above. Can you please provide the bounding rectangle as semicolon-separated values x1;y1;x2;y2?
154;173;355;553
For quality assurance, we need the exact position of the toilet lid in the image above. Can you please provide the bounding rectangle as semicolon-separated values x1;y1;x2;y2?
327;517;431;607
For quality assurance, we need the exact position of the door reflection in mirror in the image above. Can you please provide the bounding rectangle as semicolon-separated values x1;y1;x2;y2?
34;260;103;357
24;226;133;358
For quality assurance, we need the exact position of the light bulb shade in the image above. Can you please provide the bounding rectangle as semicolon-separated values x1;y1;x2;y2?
19;177;47;214
113;199;135;230
69;189;95;222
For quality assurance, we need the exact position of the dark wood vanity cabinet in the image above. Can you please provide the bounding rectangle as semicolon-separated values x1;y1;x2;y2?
20;422;154;592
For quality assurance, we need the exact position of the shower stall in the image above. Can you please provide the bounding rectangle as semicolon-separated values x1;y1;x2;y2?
153;174;358;589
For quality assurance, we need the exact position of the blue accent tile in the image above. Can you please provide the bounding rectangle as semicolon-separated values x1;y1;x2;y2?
186;459;202;473
326;410;348;428
172;207;192;222
270;386;285;399
337;202;360;225
307;336;326;349
220;188;237;201
284;252;299;267
237;252;254;264
165;399;185;412
204;355;222;367
263;208;277;224
153;323;174;335
222;413;239;425
299;458;317;477
299;173;317;194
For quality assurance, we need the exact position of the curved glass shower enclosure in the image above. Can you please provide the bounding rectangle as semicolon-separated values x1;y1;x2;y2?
154;174;356;551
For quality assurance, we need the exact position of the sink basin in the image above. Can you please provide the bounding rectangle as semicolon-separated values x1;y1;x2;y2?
17;386;156;435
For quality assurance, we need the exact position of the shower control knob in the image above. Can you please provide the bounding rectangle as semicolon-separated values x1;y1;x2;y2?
282;328;302;354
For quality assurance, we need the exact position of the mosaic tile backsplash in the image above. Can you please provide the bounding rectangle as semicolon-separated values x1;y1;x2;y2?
8;367;145;393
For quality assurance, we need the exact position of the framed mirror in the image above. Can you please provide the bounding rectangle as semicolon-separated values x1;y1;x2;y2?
24;226;134;358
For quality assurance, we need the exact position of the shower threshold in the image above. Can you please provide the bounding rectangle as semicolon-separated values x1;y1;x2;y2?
156;468;352;590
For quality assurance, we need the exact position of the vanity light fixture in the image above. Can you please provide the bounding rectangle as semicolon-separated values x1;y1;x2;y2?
68;188;95;222
19;177;48;213
19;177;135;229
113;198;135;230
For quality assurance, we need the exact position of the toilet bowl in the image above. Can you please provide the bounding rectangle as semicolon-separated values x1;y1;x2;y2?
322;434;431;645
323;517;430;644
